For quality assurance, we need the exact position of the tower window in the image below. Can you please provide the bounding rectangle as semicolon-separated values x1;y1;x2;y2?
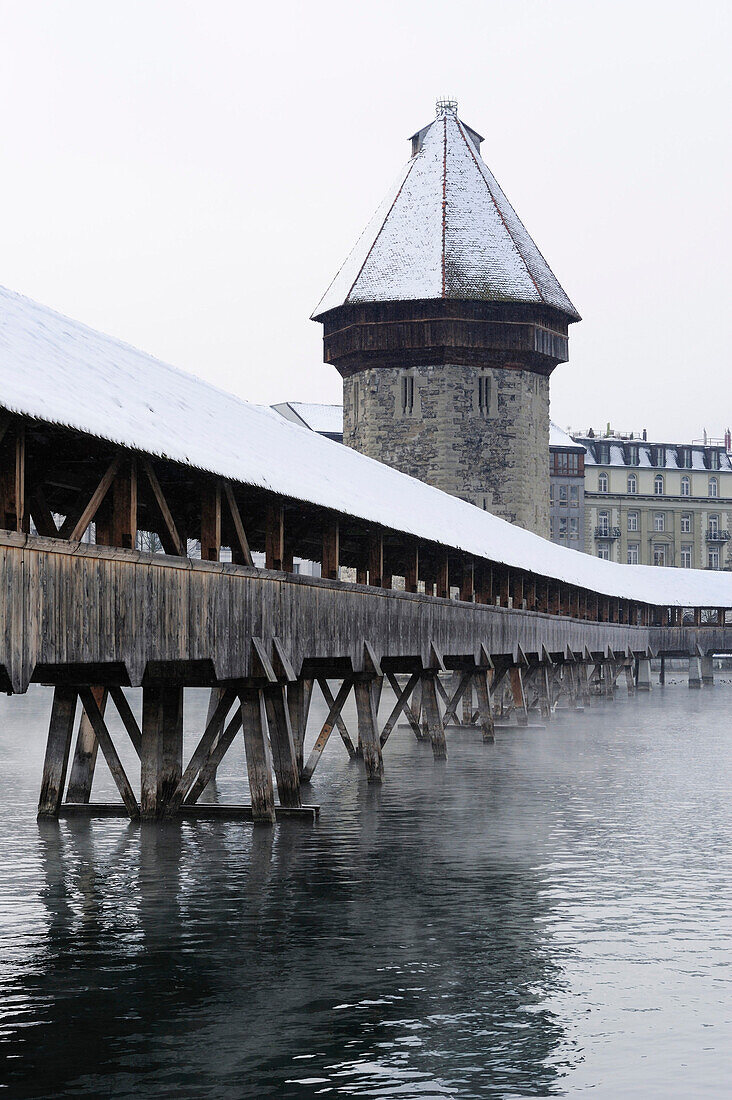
353;379;359;424
401;373;415;415
478;375;491;416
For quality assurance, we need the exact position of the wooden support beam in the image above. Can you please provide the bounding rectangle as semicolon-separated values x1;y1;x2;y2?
108;687;142;754
78;687;139;818
473;670;495;742
185;708;242;805
405;539;419;593
368;529;383;587
111;457;137;549
474;563;491;604
441;671;472;726
265;503;285;571
525;576;537;612
420;673;447;759
316;678;356;757
166;686;237;813
322;517;340;581
262;684;302;807
460;560;475;603
513;572;524;609
141;458;185;556
509;667;529;725
239;683;276;824
63;454;122;542
385;670;425;741
201;481;222;563
301;678;353;782
353;678;384;782
28;486;58;538
38;686;78;818
498;568;510;607
380;672;419;746
222;479;254;567
436;552;449;599
287;678;313;773
66;686;107;804
0;423;26;533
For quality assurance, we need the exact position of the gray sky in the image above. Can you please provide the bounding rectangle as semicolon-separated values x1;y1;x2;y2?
0;0;730;442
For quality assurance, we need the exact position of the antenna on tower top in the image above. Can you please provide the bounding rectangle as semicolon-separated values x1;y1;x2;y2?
436;97;458;117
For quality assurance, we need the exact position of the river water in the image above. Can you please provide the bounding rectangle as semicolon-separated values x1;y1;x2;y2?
0;680;730;1098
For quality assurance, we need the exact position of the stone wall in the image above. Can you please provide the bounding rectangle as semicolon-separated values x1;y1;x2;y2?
343;363;550;536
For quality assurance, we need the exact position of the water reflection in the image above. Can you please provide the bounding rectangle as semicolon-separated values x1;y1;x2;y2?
2;685;731;1096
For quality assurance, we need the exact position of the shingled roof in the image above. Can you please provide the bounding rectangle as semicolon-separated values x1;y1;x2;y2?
313;102;580;321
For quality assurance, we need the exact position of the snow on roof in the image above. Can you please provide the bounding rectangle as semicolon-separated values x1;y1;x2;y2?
579;437;732;472
0;284;729;608
549;423;585;452
271;401;343;436
313;110;580;321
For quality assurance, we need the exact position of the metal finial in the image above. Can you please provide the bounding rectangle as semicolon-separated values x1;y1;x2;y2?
436;97;458;118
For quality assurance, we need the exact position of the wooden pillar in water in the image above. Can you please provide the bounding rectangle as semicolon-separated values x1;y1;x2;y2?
263;684;302;806
287;678;313;774
38;686;78;818
509;667;529;725
473;669;495;743
353;678;384;782
240;682;276;822
66;686;108;803
141;684;183;819
420;673;447;760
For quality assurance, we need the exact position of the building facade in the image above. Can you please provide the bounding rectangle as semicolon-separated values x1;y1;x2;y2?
549;423;586;550
312;100;580;537
577;433;732;569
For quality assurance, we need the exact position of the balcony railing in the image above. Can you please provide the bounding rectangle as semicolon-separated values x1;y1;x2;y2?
595;526;621;539
706;528;731;542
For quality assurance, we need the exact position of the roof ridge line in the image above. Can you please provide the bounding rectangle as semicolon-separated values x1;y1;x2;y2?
453;118;544;303
344;148;421;305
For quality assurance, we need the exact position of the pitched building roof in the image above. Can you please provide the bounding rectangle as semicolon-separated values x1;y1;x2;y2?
270;401;343;439
550;423;586;452
313;103;580;321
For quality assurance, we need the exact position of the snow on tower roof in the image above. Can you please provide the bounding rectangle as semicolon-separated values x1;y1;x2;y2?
0;284;728;608
313;102;580;321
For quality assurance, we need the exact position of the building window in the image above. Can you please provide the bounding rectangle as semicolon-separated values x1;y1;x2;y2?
681;475;690;497
709;513;720;537
549;484;555;507
628;511;639;532
709;477;718;498
654;512;665;532
598;547;610;560
708;548;720;569
654;474;664;495
553;451;581;476
653;544;667;567
569;517;579;539
598;510;610;536
570;485;579;507
559;484;568;506
401;373;415;415
353;379;359;424
559;517;568;539
627;544;639;565
598;471;609;493
478;375;491;416
681;513;692;533
627;473;637;494
679;447;692;469
709;449;721;471
654;446;666;467
628;445;639;466
681;544;692;568
596;443;610;464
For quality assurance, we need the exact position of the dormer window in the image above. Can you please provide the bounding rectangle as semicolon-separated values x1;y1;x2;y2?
627;445;639;466
596;443;610;464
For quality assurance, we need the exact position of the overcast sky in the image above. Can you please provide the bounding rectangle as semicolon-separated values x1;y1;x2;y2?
0;1;730;442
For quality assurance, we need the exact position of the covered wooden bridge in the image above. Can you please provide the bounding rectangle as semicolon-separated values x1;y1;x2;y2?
0;286;729;823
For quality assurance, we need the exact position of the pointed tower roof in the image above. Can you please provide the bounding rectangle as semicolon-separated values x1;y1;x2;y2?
313;101;579;321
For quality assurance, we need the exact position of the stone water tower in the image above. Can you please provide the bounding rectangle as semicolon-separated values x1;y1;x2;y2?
311;99;580;536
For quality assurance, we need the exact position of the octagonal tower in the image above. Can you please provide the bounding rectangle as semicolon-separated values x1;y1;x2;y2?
312;100;580;535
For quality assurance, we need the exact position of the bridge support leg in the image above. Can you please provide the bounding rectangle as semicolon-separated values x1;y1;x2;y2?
701;656;714;687
141;685;183;820
353;679;384;782
240;683;276;823
624;661;635;696
537;664;552;718
263;684;302;807
473;670;494;743
602;662;614;699
509;668;529;725
287;678;313;774
420;673;447;760
462;676;475;726
38;686;78;819
66;686;107;803
659;657;665;686
636;658;652;692
688;656;702;689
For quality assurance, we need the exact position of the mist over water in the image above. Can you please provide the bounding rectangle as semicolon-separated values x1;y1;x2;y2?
0;683;730;1098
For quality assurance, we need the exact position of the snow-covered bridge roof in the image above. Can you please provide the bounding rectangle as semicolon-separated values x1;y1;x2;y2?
313;104;580;321
0;284;729;608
